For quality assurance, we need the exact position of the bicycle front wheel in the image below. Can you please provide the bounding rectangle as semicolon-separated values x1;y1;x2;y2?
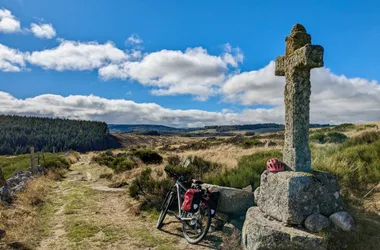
182;200;211;244
156;190;174;229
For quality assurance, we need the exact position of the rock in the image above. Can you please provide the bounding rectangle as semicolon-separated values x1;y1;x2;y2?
229;219;244;230
329;211;355;231
0;229;5;239
213;212;229;230
256;170;343;225
304;213;330;232
215;212;229;222
254;187;260;204
202;184;254;214
242;207;326;250
243;185;253;193
0;185;12;203
222;223;236;234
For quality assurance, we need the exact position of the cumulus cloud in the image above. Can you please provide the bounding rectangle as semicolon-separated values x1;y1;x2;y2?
27;40;127;71
0;8;20;33
2;37;243;100
99;46;244;100
222;61;380;124
0;91;281;127
126;34;143;45
0;44;26;72
30;23;56;39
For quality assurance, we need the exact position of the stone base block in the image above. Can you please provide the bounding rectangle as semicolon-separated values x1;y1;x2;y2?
202;184;254;214
242;207;326;250
256;170;343;225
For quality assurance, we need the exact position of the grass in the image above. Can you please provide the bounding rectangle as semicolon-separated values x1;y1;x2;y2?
312;140;380;195
66;220;100;242
0;174;58;249
63;182;96;215
205;150;282;189
0;152;72;179
127;229;172;248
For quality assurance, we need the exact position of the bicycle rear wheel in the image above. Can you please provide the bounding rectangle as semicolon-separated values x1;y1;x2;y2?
182;200;211;244
156;190;174;229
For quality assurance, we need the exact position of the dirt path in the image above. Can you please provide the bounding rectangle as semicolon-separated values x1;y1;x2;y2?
36;154;222;250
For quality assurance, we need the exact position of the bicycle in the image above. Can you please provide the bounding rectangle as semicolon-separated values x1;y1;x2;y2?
156;168;212;244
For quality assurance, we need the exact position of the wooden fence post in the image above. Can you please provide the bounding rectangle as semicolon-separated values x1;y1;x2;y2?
30;147;35;168
53;146;56;155
0;168;6;187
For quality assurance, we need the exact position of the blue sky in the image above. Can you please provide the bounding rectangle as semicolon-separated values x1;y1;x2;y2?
0;0;380;127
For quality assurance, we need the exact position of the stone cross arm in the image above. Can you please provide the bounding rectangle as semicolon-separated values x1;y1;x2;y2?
275;44;324;76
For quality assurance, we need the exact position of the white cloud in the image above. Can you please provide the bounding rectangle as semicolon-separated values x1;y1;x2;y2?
126;34;143;45
0;44;25;72
30;23;56;39
0;91;280;127
0;9;20;33
2;38;243;100
27;40;127;71
222;61;380;124
99;46;244;100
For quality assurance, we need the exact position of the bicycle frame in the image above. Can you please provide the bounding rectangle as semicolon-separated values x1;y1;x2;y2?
168;179;194;222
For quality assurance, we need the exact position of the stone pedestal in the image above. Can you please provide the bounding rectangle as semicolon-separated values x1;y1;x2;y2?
202;184;254;214
256;171;343;225
242;207;326;250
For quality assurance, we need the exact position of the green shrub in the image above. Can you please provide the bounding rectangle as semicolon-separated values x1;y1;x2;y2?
129;168;173;210
167;155;181;166
310;132;326;143
241;139;264;148
333;123;355;132
326;132;348;143
310;132;347;144
41;156;70;170
165;156;221;181
114;159;136;173
205;150;282;189
92;154;114;167
132;150;163;164
91;152;137;173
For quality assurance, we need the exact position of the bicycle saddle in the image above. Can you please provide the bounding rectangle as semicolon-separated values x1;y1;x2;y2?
192;179;203;184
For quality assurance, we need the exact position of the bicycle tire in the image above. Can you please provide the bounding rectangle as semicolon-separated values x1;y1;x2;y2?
156;190;174;229
182;200;211;244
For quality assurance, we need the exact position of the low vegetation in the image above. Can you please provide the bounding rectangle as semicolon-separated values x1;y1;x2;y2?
1;152;74;179
166;155;222;181
313;133;380;195
129;168;172;210
205;150;282;189
92;149;163;173
310;132;348;144
0;153;73;249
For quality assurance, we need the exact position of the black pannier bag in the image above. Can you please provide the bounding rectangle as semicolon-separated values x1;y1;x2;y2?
204;190;220;217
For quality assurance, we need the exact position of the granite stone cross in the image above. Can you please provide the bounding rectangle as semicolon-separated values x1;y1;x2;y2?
275;24;324;172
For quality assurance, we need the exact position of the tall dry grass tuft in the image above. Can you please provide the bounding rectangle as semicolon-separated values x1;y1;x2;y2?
179;144;281;169
0;174;56;249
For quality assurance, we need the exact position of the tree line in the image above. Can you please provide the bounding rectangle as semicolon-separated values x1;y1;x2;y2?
0;115;120;155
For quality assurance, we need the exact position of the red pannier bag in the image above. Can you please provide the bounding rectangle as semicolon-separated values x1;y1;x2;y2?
182;189;202;213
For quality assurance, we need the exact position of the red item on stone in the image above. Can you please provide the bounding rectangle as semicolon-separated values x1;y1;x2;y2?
266;158;284;172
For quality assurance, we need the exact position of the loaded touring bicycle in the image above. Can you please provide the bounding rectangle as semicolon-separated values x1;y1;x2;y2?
156;167;219;244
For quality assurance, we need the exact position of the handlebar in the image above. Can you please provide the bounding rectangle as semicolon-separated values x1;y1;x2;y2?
164;167;185;181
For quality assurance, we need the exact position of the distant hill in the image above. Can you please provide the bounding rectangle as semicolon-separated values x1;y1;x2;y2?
0;115;121;155
108;124;193;133
108;123;331;134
